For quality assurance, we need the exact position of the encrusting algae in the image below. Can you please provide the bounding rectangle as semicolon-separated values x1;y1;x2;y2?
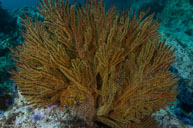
9;0;179;127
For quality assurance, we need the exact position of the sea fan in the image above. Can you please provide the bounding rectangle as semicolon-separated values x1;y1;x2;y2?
9;0;178;127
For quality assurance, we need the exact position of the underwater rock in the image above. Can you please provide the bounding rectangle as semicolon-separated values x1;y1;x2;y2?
0;92;98;128
159;0;193;61
159;31;193;89
153;108;193;128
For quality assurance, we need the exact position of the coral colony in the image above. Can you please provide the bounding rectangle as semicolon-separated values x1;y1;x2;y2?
7;0;179;127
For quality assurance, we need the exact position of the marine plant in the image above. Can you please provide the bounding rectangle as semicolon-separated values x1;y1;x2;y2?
9;0;178;127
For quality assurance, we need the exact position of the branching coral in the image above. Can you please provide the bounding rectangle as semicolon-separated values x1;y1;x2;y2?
9;0;178;127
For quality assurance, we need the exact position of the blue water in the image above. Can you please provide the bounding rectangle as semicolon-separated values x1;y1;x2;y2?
1;0;131;10
1;0;40;10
